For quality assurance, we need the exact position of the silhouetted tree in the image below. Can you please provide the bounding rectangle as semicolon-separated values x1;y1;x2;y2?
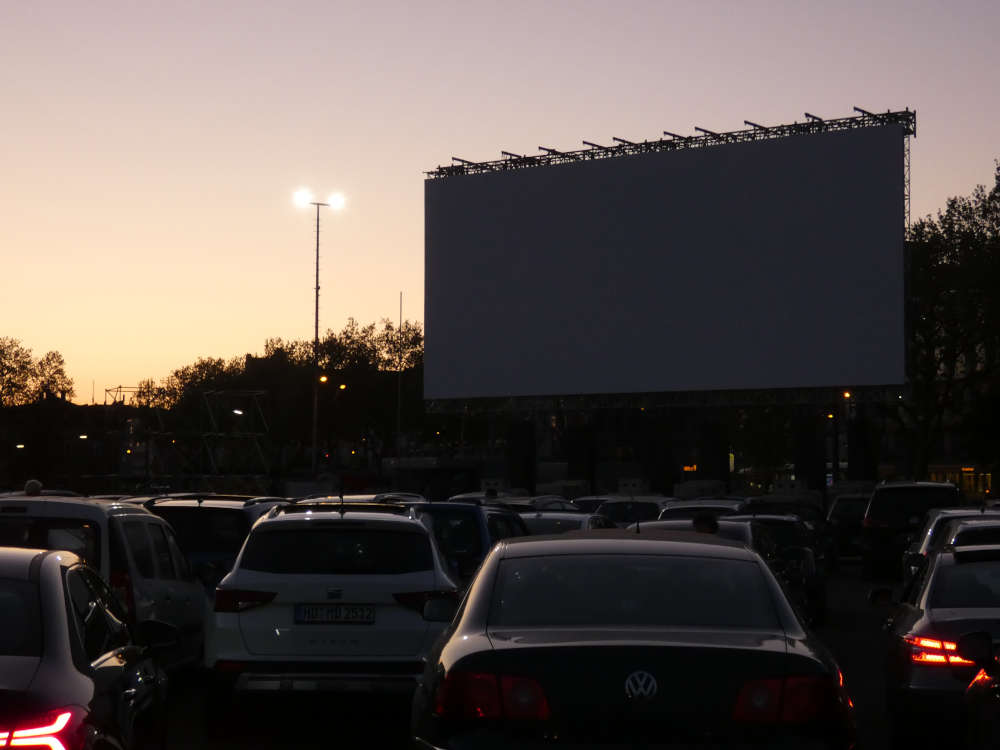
0;337;36;406
898;161;1000;476
31;351;75;401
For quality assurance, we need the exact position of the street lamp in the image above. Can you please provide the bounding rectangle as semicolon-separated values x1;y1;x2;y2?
294;187;346;477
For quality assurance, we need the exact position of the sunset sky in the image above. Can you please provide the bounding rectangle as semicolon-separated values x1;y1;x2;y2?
3;0;998;403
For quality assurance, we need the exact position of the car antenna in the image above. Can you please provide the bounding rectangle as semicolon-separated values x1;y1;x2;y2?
339;489;345;517
636;519;640;534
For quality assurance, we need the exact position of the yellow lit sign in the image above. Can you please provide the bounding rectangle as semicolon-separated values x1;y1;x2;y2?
683;464;698;472
962;467;976;473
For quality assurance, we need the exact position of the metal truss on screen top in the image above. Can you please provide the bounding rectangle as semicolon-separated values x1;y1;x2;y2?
425;108;916;182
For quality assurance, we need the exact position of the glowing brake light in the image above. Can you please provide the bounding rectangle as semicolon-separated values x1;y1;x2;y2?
905;635;976;666
2;709;79;750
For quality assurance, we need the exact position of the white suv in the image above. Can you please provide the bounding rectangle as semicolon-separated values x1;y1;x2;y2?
206;504;458;701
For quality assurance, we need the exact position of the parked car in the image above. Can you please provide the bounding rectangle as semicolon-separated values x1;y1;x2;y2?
901;507;1000;586
941;518;1000;549
595;496;675;527
0;547;172;750
140;496;287;590
206;504;458;715
519;511;616;534
862;482;962;579
657;498;746;520
878;544;1000;745
729;513;828;625
0;495;206;670
628;518;778;561
411;502;531;585
570;495;616;514
954;631;1000;749
826;493;869;561
410;530;855;749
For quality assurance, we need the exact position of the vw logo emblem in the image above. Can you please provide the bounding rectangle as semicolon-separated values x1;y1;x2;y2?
624;670;658;699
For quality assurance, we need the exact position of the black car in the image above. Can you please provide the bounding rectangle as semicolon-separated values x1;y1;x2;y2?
826;493;869;561
861;481;961;578
879;544;1000;745
0;546;173;750
411;530;855;748
728;513;828;625
954;631;1000;750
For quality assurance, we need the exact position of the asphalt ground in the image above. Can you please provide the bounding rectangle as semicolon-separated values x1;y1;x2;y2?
159;561;949;749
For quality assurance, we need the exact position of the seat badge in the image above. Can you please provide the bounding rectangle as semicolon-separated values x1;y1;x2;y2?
624;670;658;699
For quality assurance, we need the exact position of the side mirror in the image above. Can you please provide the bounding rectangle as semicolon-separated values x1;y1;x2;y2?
957;632;997;673
423;598;458;623
135;620;180;656
867;587;895;606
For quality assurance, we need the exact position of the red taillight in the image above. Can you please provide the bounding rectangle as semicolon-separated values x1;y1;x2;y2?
214;588;276;613
733;676;843;723
392;590;459;614
433;672;550;721
434;672;502;719
1;708;83;750
110;569;135;622
501;675;551;720
905;635;976;665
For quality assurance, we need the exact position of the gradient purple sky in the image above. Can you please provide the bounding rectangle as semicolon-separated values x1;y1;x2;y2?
3;0;997;403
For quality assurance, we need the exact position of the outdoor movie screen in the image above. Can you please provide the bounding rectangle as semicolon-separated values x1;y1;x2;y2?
424;125;905;400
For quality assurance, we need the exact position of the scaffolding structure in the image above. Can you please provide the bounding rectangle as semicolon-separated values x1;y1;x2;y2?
428;109;915;227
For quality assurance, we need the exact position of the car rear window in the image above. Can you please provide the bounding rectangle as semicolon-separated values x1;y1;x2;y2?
598;502;660;523
0;578;42;656
489;554;779;629
830;498;867;521
240;527;433;574
867;487;960;527
0;517;101;569
929;561;1000;609
152;507;251;563
953;528;1000;547
521;516;584;534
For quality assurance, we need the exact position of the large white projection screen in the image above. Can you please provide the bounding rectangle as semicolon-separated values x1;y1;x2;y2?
425;125;904;400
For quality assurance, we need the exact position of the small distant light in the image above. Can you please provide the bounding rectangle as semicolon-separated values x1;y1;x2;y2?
233;409;244;415
843;391;851;399
338;383;347;390
640;407;645;412
15;444;25;449
126;449;132;455
79;434;88;440
319;375;328;383
435;431;441;436
827;413;834;420
171;439;176;444
351;450;356;455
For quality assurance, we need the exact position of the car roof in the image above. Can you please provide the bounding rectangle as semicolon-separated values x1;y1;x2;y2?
0;496;155;517
950;518;1000;530
259;506;427;530
876;481;958;490
142;497;285;510
662;498;744;508
520;510;590;518
938;545;1000;564
0;547;82;579
727;513;802;523
498;529;755;560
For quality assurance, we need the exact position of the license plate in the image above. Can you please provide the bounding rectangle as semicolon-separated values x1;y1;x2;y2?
295;604;376;624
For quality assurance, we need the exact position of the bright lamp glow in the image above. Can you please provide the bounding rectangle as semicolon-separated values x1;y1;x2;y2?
328;192;346;210
293;187;315;208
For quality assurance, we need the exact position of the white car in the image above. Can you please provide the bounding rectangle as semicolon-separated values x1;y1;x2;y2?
206;504;459;703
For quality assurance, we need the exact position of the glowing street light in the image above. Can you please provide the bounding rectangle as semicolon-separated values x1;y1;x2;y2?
15;444;25;449
319;375;329;383
294;186;346;477
843;391;852;399
338;383;347;391
79;434;88;440
232;409;244;416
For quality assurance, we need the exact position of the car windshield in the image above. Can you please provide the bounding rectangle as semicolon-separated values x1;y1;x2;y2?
240;528;433;574
152;507;251;563
867;487;959;527
598;502;660;523
0;578;42;656
929;561;1000;609
0;517;101;568
489;554;779;629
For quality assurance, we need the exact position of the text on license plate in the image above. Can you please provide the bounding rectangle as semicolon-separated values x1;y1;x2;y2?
295;604;376;624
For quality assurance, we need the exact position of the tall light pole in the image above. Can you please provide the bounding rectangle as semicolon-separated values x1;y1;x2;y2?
294;188;345;478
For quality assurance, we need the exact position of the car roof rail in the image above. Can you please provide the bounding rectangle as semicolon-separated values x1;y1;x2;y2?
279;501;411;517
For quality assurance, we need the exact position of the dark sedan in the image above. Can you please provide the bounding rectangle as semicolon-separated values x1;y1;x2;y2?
879;545;1000;745
0;546;173;750
411;530;855;749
